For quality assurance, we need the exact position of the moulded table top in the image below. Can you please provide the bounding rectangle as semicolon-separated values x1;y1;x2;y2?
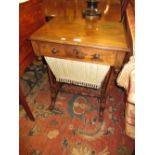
31;0;129;52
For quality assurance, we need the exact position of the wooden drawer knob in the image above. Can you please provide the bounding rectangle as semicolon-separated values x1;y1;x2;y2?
72;48;86;59
73;48;79;55
51;48;58;54
92;53;100;60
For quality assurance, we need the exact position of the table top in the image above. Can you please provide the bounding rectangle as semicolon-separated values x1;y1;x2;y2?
30;0;129;52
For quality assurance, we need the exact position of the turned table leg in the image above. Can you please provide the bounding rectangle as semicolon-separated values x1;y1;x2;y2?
99;67;114;121
47;65;62;110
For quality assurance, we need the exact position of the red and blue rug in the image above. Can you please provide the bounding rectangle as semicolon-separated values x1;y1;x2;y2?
20;61;134;155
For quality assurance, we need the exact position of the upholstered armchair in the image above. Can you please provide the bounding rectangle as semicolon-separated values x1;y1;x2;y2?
125;69;135;138
117;56;135;139
117;0;135;139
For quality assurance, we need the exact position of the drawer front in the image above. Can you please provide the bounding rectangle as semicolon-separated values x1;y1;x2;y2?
39;41;67;57
65;45;116;65
38;41;116;65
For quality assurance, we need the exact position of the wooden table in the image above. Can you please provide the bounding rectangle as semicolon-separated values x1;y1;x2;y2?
30;0;130;121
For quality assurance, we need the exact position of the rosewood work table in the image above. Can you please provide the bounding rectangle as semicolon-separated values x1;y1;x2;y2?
30;0;130;121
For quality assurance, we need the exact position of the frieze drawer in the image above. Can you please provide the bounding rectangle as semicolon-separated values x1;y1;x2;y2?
36;41;116;65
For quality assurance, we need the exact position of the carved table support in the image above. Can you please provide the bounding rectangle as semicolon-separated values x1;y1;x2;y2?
47;65;62;110
99;67;114;121
47;62;114;122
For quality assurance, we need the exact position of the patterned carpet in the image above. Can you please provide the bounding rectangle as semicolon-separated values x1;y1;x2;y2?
19;60;134;155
